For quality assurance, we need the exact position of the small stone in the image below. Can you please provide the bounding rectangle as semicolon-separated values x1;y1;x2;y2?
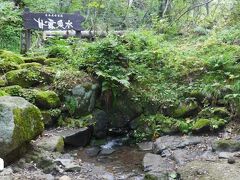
59;175;71;180
137;142;153;151
99;148;115;155
85;147;101;157
228;158;236;164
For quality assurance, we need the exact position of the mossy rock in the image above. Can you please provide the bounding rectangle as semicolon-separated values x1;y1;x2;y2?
0;96;44;163
192;118;210;131
0;62;20;74
5;69;41;88
1;85;24;96
172;101;199;118
35;90;61;109
212;139;240;152
0;77;6;87
23;56;46;64
20;62;42;69
0;90;8;96
198;107;230;119
0;50;24;64
5;69;43;88
41;109;61;127
44;58;64;66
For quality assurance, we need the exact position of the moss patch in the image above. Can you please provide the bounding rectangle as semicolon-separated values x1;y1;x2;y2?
35;90;61;109
0;62;20;74
23;56;46;64
0;50;24;64
192;119;210;131
20;62;42;69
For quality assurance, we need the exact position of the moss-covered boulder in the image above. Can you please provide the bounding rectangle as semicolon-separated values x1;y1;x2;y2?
20;62;42;69
5;69;43;88
5;66;56;88
1;85;24;96
0;50;24;64
35;91;61;109
23;56;46;64
0;96;44;163
212;139;240;152
171;100;199;118
0;62;20;74
0;76;6;87
0;90;8;96
44;58;64;66
198;107;230;119
192;118;210;131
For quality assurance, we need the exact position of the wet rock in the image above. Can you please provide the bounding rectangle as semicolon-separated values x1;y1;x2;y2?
143;153;175;179
85;147;101;157
55;127;93;147
228;158;236;164
172;149;203;165
55;157;81;172
91;109;109;138
212;139;240;152
64;83;98;117
153;136;203;154
99;149;116;155
137;142;153;151
178;160;240;180
0;96;44;163
34;135;64;153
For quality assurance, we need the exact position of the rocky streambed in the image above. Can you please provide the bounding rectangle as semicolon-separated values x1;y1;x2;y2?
1;127;240;180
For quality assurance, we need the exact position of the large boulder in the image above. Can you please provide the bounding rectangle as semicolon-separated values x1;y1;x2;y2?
0;96;44;163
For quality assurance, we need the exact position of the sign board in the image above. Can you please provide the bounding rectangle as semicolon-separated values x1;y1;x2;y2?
23;8;85;31
21;8;85;54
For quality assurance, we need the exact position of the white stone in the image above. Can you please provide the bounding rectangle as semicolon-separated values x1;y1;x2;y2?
0;158;4;171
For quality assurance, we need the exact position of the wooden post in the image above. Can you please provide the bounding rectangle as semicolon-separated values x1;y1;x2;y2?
21;8;31;54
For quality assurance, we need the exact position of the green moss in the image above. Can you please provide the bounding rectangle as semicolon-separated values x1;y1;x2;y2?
23;56;46;64
44;58;64;66
5;69;42;88
212;139;240;152
0;77;6;87
0;62;20;74
55;137;64;152
20;62;42;69
35;90;61;109
1;85;23;96
12;106;44;148
0;50;24;64
192;118;210;131
172;101;199;118
198;107;230;119
41;109;61;127
0;90;8;96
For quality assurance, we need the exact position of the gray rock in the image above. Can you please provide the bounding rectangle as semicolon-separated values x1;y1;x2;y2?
34;135;64;152
178;160;240;180
0;96;44;163
153;136;203;154
212;139;240;152
137;142;153;151
218;152;235;159
228;158;236;164
143;153;175;179
54;158;81;172
99;148;116;155
54;127;93;147
172;149;203;165
85;147;101;157
91;109;109;138
65;83;98;117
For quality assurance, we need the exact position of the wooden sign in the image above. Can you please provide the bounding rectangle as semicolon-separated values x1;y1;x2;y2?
23;8;85;31
21;8;85;54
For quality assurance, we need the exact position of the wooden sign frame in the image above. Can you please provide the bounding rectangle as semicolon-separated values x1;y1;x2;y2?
21;8;85;54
